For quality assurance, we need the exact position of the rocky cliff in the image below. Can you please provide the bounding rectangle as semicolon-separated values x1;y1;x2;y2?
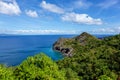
53;32;99;57
53;37;73;57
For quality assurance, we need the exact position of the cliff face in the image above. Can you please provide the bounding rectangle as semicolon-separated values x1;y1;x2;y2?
53;32;99;57
53;38;73;57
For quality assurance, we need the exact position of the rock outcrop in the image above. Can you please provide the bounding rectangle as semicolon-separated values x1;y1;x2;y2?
53;38;73;57
53;32;98;57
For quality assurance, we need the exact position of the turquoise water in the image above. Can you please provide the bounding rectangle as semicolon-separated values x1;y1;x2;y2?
0;35;75;66
0;34;112;66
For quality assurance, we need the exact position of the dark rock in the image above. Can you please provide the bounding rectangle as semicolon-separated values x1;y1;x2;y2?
55;46;61;51
61;48;70;54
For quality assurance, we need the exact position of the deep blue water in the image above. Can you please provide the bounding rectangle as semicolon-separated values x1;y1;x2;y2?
0;34;112;66
0;35;75;66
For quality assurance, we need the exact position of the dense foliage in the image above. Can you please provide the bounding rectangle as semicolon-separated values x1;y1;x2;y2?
57;34;120;80
0;53;65;80
0;33;120;80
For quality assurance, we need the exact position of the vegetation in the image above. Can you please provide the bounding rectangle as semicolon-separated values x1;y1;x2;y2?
0;33;120;80
0;53;66;80
57;33;120;80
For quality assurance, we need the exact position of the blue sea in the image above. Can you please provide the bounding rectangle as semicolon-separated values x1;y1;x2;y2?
0;34;112;66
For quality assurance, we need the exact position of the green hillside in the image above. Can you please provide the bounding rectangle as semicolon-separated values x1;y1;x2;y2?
56;33;120;80
0;32;120;80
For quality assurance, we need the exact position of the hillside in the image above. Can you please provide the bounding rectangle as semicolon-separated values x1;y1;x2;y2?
0;32;120;80
56;32;120;80
53;32;100;56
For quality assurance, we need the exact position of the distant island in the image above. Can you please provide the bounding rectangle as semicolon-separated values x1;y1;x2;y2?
0;32;120;80
0;34;15;36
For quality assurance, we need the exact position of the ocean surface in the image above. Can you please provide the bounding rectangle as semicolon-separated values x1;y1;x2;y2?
0;34;112;66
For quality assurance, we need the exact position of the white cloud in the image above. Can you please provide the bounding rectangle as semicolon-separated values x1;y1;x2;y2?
98;0;119;9
0;29;77;34
92;27;120;34
25;10;38;18
15;30;61;34
0;0;21;15
73;0;92;9
40;1;64;14
39;1;103;25
61;12;103;25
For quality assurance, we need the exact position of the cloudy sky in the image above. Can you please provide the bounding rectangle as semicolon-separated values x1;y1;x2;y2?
0;0;120;34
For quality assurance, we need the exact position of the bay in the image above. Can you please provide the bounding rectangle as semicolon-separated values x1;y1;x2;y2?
0;34;112;66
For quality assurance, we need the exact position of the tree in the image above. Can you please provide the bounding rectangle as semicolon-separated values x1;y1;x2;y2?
14;53;65;80
0;65;14;80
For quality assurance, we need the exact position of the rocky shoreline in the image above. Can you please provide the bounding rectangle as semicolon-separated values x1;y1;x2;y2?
53;32;100;57
52;38;73;57
52;32;99;57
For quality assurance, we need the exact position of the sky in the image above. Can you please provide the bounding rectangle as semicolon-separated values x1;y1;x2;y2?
0;0;120;35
